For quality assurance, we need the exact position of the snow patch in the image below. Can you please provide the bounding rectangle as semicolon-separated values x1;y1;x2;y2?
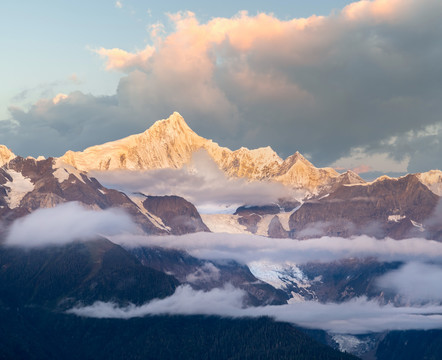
4;170;35;208
53;158;86;184
201;214;248;234
388;214;406;222
278;206;302;230
345;174;404;187
411;220;425;232
248;261;307;291
202;209;297;236
255;214;274;236
332;334;364;353
53;167;70;183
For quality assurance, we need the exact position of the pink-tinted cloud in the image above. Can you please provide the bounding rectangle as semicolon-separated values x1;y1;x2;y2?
343;0;413;22
94;47;155;71
352;164;373;174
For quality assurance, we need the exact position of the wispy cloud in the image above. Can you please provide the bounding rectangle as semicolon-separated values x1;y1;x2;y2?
68;284;245;318
93;150;297;213
5;202;136;248
111;232;442;265
68;284;442;334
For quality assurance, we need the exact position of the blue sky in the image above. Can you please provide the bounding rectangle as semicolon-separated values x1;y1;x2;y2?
1;0;441;175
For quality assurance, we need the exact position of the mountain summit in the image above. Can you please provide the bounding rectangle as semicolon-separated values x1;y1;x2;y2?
59;112;349;193
0;145;15;167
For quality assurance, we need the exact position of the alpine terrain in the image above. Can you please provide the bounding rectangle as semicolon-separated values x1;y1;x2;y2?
0;112;441;359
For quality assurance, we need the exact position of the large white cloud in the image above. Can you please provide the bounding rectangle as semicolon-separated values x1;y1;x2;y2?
1;0;441;173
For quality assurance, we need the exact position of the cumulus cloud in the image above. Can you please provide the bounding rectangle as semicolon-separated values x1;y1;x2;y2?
68;283;442;334
94;46;155;71
111;232;442;265
5;202;136;247
1;0;441;172
93;150;298;213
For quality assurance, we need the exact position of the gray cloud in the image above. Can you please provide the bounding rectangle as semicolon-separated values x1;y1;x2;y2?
1;0;442;172
5;202;136;247
186;263;221;284
373;124;442;173
0;92;140;157
68;284;442;334
111;232;442;265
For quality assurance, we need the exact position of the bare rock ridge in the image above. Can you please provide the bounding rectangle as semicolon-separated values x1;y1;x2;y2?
142;195;210;235
268;216;289;238
1;112;440;197
289;174;441;240
58;112;352;193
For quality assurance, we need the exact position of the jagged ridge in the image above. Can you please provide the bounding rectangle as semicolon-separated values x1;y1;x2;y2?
59;112;352;193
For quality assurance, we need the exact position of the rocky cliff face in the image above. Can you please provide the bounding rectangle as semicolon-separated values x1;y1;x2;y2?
289;174;440;239
142;195;210;235
267;216;289;238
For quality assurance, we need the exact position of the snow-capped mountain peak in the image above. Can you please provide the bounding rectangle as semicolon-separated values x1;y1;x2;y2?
57;112;359;193
417;170;442;196
0;145;16;167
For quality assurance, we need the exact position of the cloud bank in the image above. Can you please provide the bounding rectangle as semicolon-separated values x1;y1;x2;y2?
93;150;298;213
5;202;136;247
111;232;442;265
2;0;442;172
68;284;442;334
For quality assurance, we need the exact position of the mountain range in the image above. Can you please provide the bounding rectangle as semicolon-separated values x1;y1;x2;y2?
58;112;363;194
1;112;442;359
1;112;441;242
